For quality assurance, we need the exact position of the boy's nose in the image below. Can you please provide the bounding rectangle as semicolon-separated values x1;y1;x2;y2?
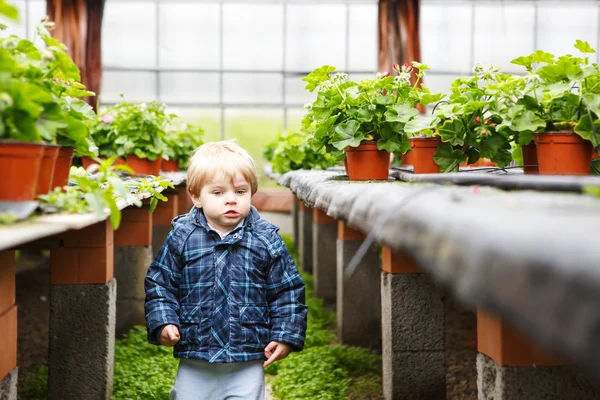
225;192;237;204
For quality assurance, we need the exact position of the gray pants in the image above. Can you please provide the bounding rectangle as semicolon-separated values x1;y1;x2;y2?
170;358;265;400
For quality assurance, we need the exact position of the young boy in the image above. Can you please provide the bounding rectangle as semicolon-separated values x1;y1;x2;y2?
145;140;308;400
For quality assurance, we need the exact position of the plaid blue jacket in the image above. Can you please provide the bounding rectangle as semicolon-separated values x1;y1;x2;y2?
144;206;307;363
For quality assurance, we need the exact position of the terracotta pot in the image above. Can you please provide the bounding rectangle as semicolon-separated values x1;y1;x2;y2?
343;156;350;176
344;142;390;181
521;142;539;175
161;158;179;172
52;147;75;190
126;155;162;175
0;141;44;201
36;144;60;195
409;137;441;174
401;151;414;165
534;131;593;175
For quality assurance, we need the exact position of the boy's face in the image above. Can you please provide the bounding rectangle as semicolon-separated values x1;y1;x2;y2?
191;172;252;234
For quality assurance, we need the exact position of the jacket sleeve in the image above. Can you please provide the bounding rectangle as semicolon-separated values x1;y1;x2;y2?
144;230;183;345
265;234;308;351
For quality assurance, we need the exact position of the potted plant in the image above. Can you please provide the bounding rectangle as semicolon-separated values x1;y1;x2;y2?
301;63;442;180
0;19;96;200
405;64;512;173
497;40;600;175
89;100;169;175
162;120;204;172
263;131;338;174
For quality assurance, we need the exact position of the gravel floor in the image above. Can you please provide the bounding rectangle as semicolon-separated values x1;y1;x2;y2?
15;255;478;399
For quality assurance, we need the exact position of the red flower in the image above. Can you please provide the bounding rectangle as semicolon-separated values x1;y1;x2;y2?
382;71;390;77
393;64;400;71
474;117;481;123
484;119;490;125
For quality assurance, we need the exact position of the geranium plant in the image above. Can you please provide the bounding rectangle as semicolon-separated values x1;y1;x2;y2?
163;120;204;169
494;40;600;152
263;131;337;174
0;20;97;155
91;100;170;161
301;63;444;159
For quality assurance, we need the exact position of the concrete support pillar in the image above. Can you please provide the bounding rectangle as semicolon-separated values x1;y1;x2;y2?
291;196;299;250
49;220;116;400
477;310;600;399
0;250;17;400
312;208;337;305
114;206;153;337
336;221;381;350
152;191;179;258
381;246;445;400
298;201;313;273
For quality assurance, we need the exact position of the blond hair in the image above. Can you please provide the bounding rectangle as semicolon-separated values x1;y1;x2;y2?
187;140;258;196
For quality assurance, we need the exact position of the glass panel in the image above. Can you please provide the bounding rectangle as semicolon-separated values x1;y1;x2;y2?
224;108;284;188
167;106;221;143
159;3;220;69
100;71;157;104
286;108;305;133
102;2;157;68
423;74;464;97
2;1;26;38
223;4;283;71
286;4;347;72
159;72;220;104
348;4;377;72
537;4;599;61
473;4;535;73
421;4;473;73
223;73;282;104
285;75;315;106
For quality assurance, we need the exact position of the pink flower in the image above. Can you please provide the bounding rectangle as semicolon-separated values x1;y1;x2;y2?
402;63;413;73
100;115;113;124
392;64;400;71
382;71;391;77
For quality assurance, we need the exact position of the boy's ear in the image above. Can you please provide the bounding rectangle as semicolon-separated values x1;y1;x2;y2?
190;194;202;208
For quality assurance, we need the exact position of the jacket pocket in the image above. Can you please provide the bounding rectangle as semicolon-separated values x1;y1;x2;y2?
240;304;270;350
178;304;207;346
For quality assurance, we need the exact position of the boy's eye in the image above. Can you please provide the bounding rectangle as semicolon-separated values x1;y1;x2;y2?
213;191;222;195
236;190;245;195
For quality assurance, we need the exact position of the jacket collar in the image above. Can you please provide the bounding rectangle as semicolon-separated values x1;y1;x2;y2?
190;206;259;233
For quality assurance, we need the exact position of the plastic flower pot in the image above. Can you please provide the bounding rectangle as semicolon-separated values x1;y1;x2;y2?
534;131;593;175
344;141;390;181
409;137;441;174
401;151;414;165
126;155;162;176
161;158;179;172
36;144;60;195
521;142;539;175
0;141;44;201
52;147;75;190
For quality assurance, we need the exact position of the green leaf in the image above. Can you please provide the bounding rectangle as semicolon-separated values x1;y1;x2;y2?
103;192;121;230
511;109;547;133
149;197;158;213
404;115;439;135
433;142;463;173
438;119;466;146
575;40;596;54
479;134;506;158
490;149;513;168
0;0;19;20
331;120;363;150
574;114;600;146
384;103;419;123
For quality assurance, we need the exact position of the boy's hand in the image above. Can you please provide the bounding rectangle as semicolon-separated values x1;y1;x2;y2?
263;341;292;368
159;324;180;347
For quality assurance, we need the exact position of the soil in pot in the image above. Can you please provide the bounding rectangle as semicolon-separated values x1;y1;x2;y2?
345;142;390;180
534;132;593;175
0;141;44;201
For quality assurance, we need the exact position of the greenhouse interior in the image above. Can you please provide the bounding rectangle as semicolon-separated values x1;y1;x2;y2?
2;0;600;399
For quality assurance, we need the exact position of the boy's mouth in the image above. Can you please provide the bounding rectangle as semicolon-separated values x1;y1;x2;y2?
224;210;239;216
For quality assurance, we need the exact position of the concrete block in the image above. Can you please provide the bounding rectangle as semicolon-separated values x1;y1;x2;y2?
381;272;444;351
477;353;600;400
383;351;445;400
115;299;146;337
49;278;116;400
336;238;381;350
298;205;313;273
0;367;17;400
152;225;171;259
114;246;152;300
313;221;337;305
